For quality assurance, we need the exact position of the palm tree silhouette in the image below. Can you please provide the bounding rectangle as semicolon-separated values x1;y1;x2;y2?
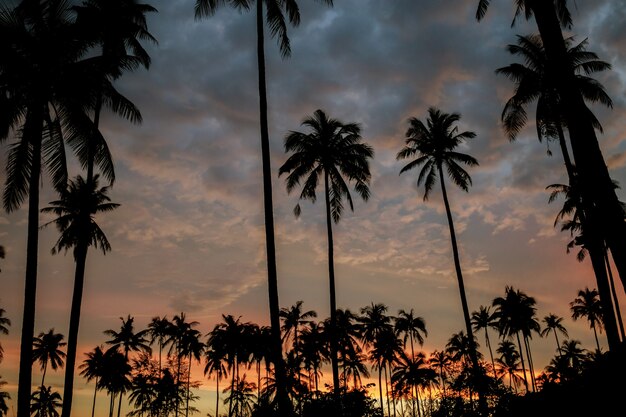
0;3;97;413
570;287;604;351
98;348;132;417
392;351;437;417
147;315;173;377
428;350;452;399
104;315;151;417
471;306;498;377
41;174;119;416
495;341;523;392
540;314;568;357
279;109;374;395
394;309;427;361
280;301;317;352
299;321;326;394
369;328;402;417
195;2;333;411
492;286;539;392
0;307;10;363
204;347;227;417
79;346;106;417
476;0;626;303
397;107;482;396
32;329;66;388
30;386;62;417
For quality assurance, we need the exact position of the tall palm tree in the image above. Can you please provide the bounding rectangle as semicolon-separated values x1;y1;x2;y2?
492;286;540;392
195;2;333;411
279;109;374;395
299;321;326;394
98;348;132;417
570;287;604;351
476;0;626;303
147;315;173;377
396;107;483;396
540;314;568;356
40;174;119;415
471;306;498;376
79;346;106;417
178;326;204;417
32;329;66;388
394;309;427;361
104;315;151;417
280;300;317;352
30;386;62;417
428;350;452;399
0;307;10;363
495;341;523;391
369;328;403;417
0;3;98;413
204;347;227;417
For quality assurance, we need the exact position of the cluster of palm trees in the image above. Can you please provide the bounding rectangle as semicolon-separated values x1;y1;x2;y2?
2;0;626;416
35;288;604;417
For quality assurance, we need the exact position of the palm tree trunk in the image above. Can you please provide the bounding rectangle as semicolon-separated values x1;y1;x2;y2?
185;355;192;417
17;112;44;417
215;375;220;417
254;1;288;414
484;330;496;377
515;332;529;392
109;392;115;417
523;336;536;392
378;365;384;417
91;377;98;417
530;0;626;293
61;240;89;417
384;365;391;417
228;364;235;417
605;251;626;340
324;171;341;396
553;330;562;357
437;168;486;409
592;325;601;351
41;360;48;388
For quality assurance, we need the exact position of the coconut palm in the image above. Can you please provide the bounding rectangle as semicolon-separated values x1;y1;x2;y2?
104;315;151;417
299;322;326;394
492;286;540;392
397;107;482;389
369;328;403;417
0;3;96;413
570;287;604;351
204;347;227;417
471;306;498;376
428;350;452;399
0;307;10;363
194;1;333;410
476;0;626;301
540;314;568;356
279;109;373;395
178;326;204;417
79;346;106;417
30;386;62;417
280;301;317;352
495;341;523;392
32;329;66;388
392;352;436;417
225;375;256;417
394;309;427;361
147;316;173;377
98;348;132;417
40;174;119;415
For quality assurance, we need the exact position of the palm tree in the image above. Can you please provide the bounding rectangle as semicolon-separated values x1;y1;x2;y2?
104;315;151;417
32;329;66;388
540;314;568;356
179;327;204;417
225;375;256;417
570;287;604;351
396;107;483;396
40;174;119;415
369;328;403;417
99;348;132;417
492;286;540;392
279;109;374;395
0;3;97;413
79;346;106;417
194;1;333;411
392;352;437;417
471;306;498;376
299;321;326;394
495;341;523;392
428;350;452;399
394;309;427;361
30;386;62;417
280;301;317;353
147;316;173;377
0;307;10;363
204;347;227;417
476;0;626;304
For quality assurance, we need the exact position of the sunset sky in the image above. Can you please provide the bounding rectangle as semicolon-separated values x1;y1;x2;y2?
1;0;626;415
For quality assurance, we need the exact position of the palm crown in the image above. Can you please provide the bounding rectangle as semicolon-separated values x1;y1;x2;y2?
279;108;373;222
397;107;478;200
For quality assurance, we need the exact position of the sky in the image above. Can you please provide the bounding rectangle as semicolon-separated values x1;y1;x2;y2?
1;0;626;416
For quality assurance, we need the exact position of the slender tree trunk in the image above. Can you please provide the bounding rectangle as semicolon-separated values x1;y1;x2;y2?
185;355;192;417
384;365;391;417
553;330;562;357
228;363;235;417
323;171;341;396
530;0;626;292
61;240;89;417
484;329;496;377
41;360;48;388
378;365;384;417
215;375;220;417
592;325;601;351
254;2;288;414
109;392;115;417
17;111;44;417
523;336;536;392
515;332;529;392
606;251;626;340
91;377;98;417
437;168;486;410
